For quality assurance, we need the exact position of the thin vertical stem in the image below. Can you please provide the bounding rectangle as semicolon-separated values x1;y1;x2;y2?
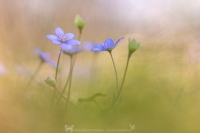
109;52;119;92
51;48;62;107
55;75;70;105
64;56;73;113
103;55;130;114
55;48;62;82
55;32;82;105
26;61;43;92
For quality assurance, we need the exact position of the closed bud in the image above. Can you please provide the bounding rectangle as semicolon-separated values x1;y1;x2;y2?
75;15;85;34
44;77;56;87
128;38;140;56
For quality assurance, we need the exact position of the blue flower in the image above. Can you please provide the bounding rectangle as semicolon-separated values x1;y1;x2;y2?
61;45;83;56
35;47;56;67
46;27;80;46
91;37;124;52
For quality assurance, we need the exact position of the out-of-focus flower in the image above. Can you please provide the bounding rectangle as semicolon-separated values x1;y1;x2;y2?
83;41;99;52
61;45;83;56
0;61;8;74
91;37;124;52
46;27;80;46
35;47;56;67
75;15;85;34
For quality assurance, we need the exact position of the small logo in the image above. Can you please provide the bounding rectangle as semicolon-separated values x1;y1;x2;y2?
65;125;74;132
129;124;135;130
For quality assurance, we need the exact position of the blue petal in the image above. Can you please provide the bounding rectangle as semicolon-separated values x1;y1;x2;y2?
65;39;81;46
61;45;73;52
64;33;74;40
46;35;58;41
55;27;64;36
104;38;115;49
52;40;62;45
114;37;124;48
91;44;105;52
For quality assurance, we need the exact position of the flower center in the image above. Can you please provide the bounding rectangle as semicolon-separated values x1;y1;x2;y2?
59;34;68;42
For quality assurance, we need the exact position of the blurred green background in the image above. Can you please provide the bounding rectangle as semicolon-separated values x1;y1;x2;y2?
1;0;200;133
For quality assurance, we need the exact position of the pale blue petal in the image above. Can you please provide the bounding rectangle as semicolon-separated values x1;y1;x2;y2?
55;27;64;36
64;33;74;40
91;44;105;51
52;40;62;45
65;39;81;46
46;35;58;41
104;38;115;49
114;37;124;48
91;47;103;52
61;45;73;52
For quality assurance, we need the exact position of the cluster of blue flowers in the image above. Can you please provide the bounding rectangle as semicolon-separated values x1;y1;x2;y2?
27;15;140;115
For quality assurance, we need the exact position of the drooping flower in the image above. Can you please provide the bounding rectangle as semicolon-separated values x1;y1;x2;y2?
35;47;56;67
46;27;80;46
61;45;83;56
91;37;124;52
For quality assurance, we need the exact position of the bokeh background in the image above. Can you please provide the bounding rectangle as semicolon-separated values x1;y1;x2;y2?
1;0;200;133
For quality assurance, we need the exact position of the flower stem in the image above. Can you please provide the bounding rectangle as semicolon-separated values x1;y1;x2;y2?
78;31;82;40
55;32;82;105
103;55;130;114
109;52;119;93
26;61;43;92
64;56;74;113
55;48;62;82
51;48;62;107
54;85;75;107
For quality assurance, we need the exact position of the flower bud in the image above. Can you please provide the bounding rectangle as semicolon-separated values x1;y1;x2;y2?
44;77;56;87
75;15;85;34
128;38;140;55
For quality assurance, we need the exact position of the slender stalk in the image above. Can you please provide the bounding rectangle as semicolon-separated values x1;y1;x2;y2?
55;75;70;105
26;61;43;92
55;32;82;105
54;85;75;107
64;56;74;113
103;55;130;114
78;31;82;40
55;48;62;82
109;52;119;92
51;48;62;107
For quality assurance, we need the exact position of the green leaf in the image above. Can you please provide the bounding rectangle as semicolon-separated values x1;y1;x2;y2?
78;93;106;103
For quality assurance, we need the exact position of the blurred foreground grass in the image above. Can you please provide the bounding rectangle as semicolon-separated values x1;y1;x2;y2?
1;0;200;133
1;41;200;133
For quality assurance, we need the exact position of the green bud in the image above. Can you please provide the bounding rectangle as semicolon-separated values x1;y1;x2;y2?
44;77;56;88
75;15;85;34
128;38;140;55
